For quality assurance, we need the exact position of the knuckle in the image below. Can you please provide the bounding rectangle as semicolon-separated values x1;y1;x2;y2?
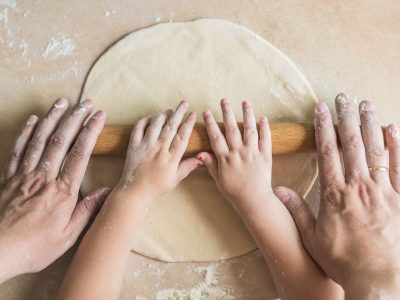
28;137;41;152
366;147;385;159
342;135;362;151
226;125;238;136
70;145;85;160
175;132;185;143
163;122;175;133
319;143;336;156
49;132;65;148
56;180;74;197
210;132;220;141
245;128;257;137
323;185;343;205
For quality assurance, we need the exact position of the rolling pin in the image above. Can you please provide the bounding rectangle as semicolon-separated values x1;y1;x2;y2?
92;123;386;157
93;123;315;156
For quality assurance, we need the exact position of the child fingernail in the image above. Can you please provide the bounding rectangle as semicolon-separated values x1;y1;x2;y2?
54;98;68;109
27;115;38;125
92;110;105;120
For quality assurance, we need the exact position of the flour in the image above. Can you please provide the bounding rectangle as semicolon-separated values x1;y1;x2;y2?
0;7;8;23
156;265;234;300
42;33;75;60
104;9;115;17
19;38;27;56
0;0;16;10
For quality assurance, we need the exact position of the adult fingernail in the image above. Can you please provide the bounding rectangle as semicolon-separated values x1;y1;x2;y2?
389;125;400;139
54;98;68;109
335;93;349;104
314;102;328;114
26;115;39;125
92;110;105;120
359;100;374;114
74;99;93;115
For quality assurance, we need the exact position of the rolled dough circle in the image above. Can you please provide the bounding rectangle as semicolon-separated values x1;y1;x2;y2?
81;19;318;262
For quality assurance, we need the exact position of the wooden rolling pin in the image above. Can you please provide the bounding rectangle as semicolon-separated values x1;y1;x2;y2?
92;123;318;156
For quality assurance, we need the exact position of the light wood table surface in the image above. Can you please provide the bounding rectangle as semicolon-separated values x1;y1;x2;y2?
0;1;399;299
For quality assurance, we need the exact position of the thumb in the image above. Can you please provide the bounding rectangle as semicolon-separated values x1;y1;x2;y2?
196;152;218;181
67;187;111;242
177;157;203;182
274;186;315;245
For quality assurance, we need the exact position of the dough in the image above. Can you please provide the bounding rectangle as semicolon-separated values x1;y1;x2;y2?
80;19;318;262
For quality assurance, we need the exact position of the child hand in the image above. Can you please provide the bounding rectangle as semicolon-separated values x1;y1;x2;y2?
117;100;203;202
197;99;273;212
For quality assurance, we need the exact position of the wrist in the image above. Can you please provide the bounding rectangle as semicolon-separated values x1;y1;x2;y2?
113;182;155;207
229;189;275;216
0;235;22;283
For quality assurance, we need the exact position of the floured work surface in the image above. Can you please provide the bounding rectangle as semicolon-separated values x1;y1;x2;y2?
0;1;399;299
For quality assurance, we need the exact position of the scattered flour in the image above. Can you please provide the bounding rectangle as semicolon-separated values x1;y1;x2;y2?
104;9;116;17
42;33;75;60
155;265;234;300
0;7;8;23
19;38;27;56
0;0;16;10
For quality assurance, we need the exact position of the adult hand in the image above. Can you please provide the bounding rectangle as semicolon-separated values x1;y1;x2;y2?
0;98;110;283
197;99;272;212
275;93;400;298
117;100;202;201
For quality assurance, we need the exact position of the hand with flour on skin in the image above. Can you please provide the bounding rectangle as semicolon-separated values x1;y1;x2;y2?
0;98;109;284
59;100;203;300
275;94;400;299
197;99;343;300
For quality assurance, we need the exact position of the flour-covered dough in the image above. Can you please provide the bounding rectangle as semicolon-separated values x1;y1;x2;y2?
81;19;318;262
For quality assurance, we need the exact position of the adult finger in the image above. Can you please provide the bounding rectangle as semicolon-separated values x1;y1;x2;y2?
37;99;93;180
176;157;203;182
143;111;170;144
258;116;271;156
274;186;315;247
20;98;69;174
386;124;400;192
1;115;39;182
159;101;189;147
58;111;106;196
203;110;229;155
66;187;111;246
130;116;151;149
221;99;242;149
314;102;345;190
335;93;369;181
359;100;389;184
170;112;196;158
242;100;258;148
197;152;218;181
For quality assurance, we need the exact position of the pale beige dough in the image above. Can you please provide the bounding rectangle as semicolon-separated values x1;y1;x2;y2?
80;18;318;262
